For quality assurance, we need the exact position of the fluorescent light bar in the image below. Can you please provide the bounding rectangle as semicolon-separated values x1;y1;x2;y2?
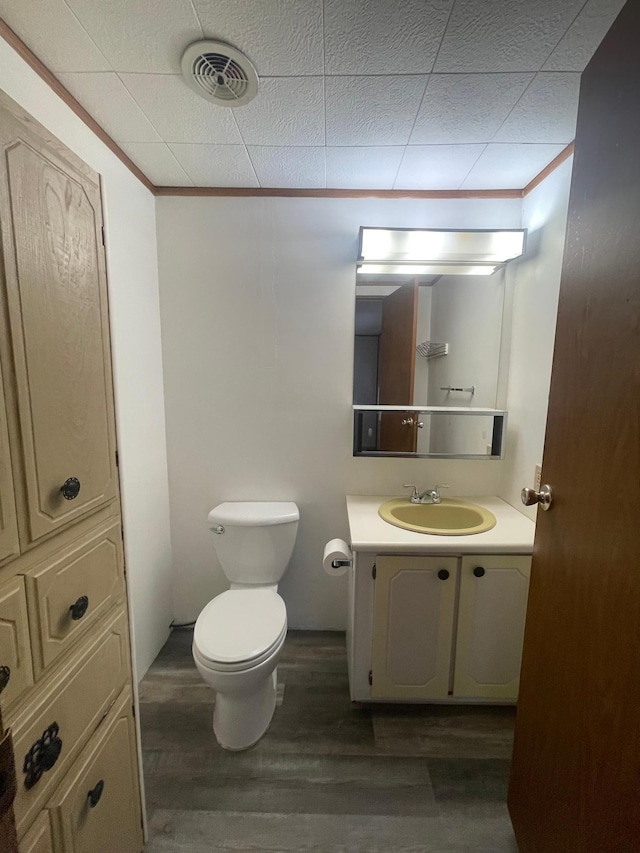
358;228;526;266
357;263;500;276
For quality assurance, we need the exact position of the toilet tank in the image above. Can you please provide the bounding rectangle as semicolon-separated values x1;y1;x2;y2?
208;502;299;585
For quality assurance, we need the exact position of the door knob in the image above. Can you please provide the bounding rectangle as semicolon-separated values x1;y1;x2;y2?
521;484;553;511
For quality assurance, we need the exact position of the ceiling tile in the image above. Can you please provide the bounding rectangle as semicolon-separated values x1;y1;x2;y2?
326;76;428;146
119;143;193;186
65;0;203;73
0;0;110;71
323;0;453;75
193;0;323;76
394;144;486;189
120;74;241;144
58;73;161;142
234;78;324;146
168;144;258;186
493;73;580;143
543;0;627;71
461;143;566;189
409;73;533;144
248;147;325;188
326;146;405;188
434;0;585;72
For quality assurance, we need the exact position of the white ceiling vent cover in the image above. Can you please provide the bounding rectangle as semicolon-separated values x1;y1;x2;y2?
181;40;259;108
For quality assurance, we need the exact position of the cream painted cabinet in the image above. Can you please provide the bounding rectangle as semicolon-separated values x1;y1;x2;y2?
371;555;458;699
47;689;142;853
0;94;142;852
454;555;531;700
0;358;19;563
0;115;118;546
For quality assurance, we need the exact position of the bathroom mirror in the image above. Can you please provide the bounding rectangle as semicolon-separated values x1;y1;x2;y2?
353;271;507;458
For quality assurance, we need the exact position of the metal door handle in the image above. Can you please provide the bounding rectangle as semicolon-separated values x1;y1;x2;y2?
521;484;553;511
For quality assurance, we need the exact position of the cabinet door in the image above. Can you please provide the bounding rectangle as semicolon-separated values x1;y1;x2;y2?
0;575;34;714
0;114;117;545
372;555;458;699
454;555;531;700
47;689;142;853
0;357;19;563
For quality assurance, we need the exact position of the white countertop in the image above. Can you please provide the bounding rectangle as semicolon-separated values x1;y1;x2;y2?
346;495;535;554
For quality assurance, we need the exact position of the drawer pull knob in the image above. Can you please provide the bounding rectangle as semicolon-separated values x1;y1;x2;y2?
87;779;104;808
437;569;450;581
0;666;9;695
473;566;486;578
69;596;89;621
23;723;62;790
60;477;81;500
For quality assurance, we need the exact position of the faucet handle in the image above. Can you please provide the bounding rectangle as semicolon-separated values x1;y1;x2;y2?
402;483;418;498
435;483;450;491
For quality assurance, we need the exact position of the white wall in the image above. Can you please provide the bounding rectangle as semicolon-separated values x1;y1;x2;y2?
156;195;522;627
0;37;173;679
499;159;573;519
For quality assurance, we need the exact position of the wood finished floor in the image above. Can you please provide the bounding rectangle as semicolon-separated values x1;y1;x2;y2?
140;629;518;852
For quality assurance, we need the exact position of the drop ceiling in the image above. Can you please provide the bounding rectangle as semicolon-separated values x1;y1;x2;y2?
0;0;625;190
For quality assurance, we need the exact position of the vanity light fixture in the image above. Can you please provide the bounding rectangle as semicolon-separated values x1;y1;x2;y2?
356;228;526;276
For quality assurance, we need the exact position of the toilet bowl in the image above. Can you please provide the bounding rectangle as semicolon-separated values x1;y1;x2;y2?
192;501;299;750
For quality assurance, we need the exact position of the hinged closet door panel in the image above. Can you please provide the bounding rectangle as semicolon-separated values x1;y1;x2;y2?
0;128;117;544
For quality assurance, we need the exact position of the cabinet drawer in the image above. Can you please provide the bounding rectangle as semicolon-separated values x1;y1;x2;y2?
19;811;53;853
25;522;125;675
0;575;34;712
12;607;130;838
48;689;142;853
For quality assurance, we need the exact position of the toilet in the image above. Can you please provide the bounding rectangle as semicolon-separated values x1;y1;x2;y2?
192;501;299;750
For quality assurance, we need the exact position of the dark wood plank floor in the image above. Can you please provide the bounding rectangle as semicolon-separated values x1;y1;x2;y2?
140;629;518;852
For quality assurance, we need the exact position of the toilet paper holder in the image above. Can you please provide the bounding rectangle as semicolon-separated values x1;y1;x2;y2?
331;558;352;569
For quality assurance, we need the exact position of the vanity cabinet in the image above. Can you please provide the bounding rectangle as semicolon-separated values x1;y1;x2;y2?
348;550;532;703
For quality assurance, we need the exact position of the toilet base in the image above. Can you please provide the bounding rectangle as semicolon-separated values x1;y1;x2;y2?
213;669;278;751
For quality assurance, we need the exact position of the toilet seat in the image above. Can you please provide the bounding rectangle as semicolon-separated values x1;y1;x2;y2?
193;588;287;671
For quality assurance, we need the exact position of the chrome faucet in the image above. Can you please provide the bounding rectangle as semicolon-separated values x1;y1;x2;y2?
403;483;450;504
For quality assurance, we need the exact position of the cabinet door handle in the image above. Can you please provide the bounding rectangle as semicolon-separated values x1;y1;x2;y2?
60;477;81;500
0;666;10;695
23;723;62;790
69;596;89;621
87;779;104;808
437;569;450;580
473;566;486;578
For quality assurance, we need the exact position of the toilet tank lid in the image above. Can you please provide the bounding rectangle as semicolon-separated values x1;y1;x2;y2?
208;501;299;527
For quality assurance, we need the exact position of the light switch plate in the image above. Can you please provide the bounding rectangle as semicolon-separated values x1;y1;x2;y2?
534;464;542;491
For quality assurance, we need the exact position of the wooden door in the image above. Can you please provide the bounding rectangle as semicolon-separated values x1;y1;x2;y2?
0;357;19;564
371;555;457;699
508;3;640;850
0;105;117;546
378;281;418;452
454;555;530;700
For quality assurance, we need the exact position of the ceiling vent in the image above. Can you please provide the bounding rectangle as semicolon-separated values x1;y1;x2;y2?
181;40;259;108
